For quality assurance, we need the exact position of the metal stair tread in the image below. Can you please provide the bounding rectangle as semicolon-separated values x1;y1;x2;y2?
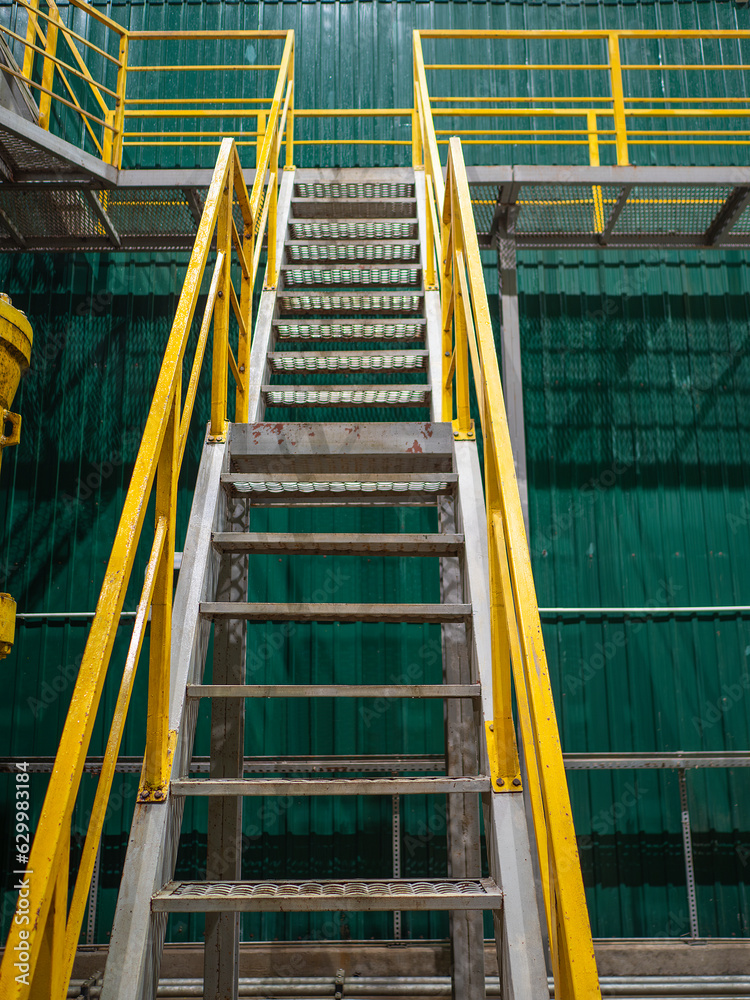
262;385;430;407
171;776;491;796
151;878;503;912
210;531;464;554
187;682;479;697
267;350;428;373
199;602;472;623
277;292;424;315
220;472;456;503
273;319;426;342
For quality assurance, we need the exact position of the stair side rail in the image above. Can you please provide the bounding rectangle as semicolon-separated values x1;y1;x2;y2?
441;131;601;1000
0;110;289;993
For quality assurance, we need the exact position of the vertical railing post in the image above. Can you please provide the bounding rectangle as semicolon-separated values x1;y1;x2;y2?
111;32;128;168
30;827;68;998
425;173;435;290
141;384;179;799
285;46;294;168
608;32;629;166
38;4;59;130
211;159;233;437
22;0;40;80
440;176;453;424
265;131;278;289
256;110;266;169
587;110;604;233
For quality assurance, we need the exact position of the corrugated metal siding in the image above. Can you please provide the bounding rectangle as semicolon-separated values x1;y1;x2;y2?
0;0;748;948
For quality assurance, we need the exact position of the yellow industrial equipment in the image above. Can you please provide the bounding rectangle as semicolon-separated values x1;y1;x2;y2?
0;293;31;658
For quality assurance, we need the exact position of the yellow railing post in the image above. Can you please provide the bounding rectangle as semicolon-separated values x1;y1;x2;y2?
111;32;128;168
587;110;604;233
285;41;294;168
22;0;40;80
211;158;233;438
256;109;266;168
265;130;278;289
30;827;68;999
38;3;59;130
608;32;629;166
440;188;453;424
141;387;179;800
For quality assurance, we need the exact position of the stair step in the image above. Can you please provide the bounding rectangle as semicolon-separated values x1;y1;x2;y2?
295;181;415;200
286;240;421;264
288;220;419;241
199;603;472;623
152;878;503;912
188;683;479;698
267;351;428;374
171;776;490;796
273;319;425;342
277;292;423;316
221;472;456;504
233;755;445;773
292;198;416;220
211;531;463;555
262;385;430;408
281;265;421;289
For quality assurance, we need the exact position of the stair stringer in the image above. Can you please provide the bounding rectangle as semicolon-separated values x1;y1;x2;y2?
101;433;229;1000
453;438;549;1000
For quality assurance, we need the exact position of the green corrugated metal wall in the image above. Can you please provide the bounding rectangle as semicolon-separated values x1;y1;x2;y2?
0;0;749;948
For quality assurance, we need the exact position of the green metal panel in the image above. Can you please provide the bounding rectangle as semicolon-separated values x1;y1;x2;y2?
0;0;748;951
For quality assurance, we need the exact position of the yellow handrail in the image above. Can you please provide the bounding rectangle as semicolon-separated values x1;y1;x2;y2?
0;114;286;992
413;28;750;164
430;129;604;999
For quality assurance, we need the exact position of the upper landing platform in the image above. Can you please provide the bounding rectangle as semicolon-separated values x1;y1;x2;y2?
2;107;750;253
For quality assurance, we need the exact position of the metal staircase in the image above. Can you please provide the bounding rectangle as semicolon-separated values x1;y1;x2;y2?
99;169;549;1000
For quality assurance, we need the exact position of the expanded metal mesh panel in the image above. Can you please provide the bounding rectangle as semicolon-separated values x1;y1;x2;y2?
286;242;420;264
283;266;420;288
263;387;429;406
470;184;498;236
103;188;197;236
269;353;426;372
289;221;418;240
159;879;496;900
0;188;102;238
275;321;425;341
612;186;731;235
295;182;414;199
278;293;423;315
725;203;750;234
231;479;449;495
515;185;619;234
0;130;82;176
293;200;416;220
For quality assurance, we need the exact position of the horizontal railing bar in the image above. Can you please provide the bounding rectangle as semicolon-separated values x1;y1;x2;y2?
539;605;750;614
293;108;413;116
426;63;611;71
126;64;280;72
16;611;138;622
64;0;128;36
417;28;750;38
124;97;271;105
128;30;290;39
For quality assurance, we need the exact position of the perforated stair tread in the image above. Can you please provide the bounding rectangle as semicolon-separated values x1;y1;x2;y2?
199;602;472;623
292;198;417;220
295;182;416;199
277;292;424;316
273;319;426;342
211;531;464;554
220;472;455;503
171;776;491;796
286;240;421;264
187;682;479;697
288;220;419;241
262;385;430;407
152;878;503;912
267;351;428;373
281;264;422;288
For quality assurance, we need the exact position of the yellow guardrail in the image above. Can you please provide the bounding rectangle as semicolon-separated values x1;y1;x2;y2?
415;32;601;1000
8;1;293;168
415;28;750;165
0;116;284;993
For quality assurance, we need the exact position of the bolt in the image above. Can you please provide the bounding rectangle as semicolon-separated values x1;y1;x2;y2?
497;778;505;787
218;290;223;298
153;790;164;801
512;778;521;787
445;352;450;357
488;723;494;732
138;792;148;801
